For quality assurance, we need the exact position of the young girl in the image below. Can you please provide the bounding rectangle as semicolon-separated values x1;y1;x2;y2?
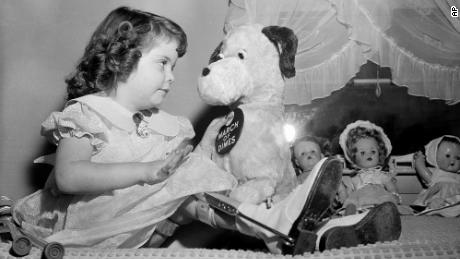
12;6;237;248
412;135;460;217
338;120;400;215
291;136;331;184
10;7;400;254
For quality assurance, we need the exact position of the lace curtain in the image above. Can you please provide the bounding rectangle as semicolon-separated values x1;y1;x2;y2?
224;0;460;105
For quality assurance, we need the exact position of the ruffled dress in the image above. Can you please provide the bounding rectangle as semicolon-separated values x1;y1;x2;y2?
340;167;400;209
413;168;460;217
12;93;236;248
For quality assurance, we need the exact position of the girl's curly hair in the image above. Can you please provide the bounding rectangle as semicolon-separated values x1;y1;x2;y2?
345;126;388;166
66;6;187;100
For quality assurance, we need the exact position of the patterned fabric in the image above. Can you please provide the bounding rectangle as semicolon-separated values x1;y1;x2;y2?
12;93;236;248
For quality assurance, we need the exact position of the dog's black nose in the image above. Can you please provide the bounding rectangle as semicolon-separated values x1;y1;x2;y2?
201;67;210;77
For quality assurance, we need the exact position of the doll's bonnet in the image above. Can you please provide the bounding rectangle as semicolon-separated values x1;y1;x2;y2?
339;120;392;164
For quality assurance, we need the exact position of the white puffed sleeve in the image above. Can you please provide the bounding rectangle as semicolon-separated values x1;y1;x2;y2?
41;102;108;154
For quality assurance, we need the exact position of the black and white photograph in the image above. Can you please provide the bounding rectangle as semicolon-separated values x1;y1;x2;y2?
1;0;460;258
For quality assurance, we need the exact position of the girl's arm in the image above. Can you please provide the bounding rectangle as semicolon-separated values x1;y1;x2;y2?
413;151;432;185
54;137;191;194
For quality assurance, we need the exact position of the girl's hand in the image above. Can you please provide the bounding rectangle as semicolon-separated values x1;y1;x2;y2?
162;144;194;175
145;144;193;184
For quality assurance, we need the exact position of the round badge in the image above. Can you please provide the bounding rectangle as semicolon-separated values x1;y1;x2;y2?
215;108;244;154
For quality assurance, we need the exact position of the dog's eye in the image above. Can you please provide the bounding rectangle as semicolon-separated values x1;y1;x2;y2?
237;51;246;60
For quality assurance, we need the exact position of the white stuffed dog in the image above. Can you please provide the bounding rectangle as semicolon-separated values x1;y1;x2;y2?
198;24;298;204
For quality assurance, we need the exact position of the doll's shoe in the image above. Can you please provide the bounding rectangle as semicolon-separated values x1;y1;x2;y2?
409;204;426;213
236;157;343;254
315;201;401;251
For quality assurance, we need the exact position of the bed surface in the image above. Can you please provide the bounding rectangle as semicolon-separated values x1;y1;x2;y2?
1;215;459;259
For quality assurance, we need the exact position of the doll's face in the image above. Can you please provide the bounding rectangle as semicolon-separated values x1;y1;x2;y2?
436;141;460;173
353;137;380;169
294;140;323;172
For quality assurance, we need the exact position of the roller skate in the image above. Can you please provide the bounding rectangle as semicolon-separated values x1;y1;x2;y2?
0;196;65;259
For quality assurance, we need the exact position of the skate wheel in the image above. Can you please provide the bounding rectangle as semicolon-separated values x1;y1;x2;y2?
43;242;65;259
11;236;32;257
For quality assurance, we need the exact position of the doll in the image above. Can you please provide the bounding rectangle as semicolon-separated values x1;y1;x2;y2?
338;120;400;215
412;135;460;217
291;136;331;184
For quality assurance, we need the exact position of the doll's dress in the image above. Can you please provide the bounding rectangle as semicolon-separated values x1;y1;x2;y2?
12;93;236;248
412;168;460;217
340;167;399;209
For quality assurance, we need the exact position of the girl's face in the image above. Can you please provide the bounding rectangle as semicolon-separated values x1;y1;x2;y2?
294;140;323;172
115;39;179;111
353;137;380;169
436;141;460;173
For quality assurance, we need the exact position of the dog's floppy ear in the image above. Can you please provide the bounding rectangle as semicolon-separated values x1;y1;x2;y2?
261;26;298;79
209;41;223;64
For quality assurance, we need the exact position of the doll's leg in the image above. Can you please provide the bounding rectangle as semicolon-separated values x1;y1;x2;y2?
343;194;359;215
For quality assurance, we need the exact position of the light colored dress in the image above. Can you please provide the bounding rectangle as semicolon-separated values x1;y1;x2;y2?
340;167;400;209
12;93;236;248
413;168;460;217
